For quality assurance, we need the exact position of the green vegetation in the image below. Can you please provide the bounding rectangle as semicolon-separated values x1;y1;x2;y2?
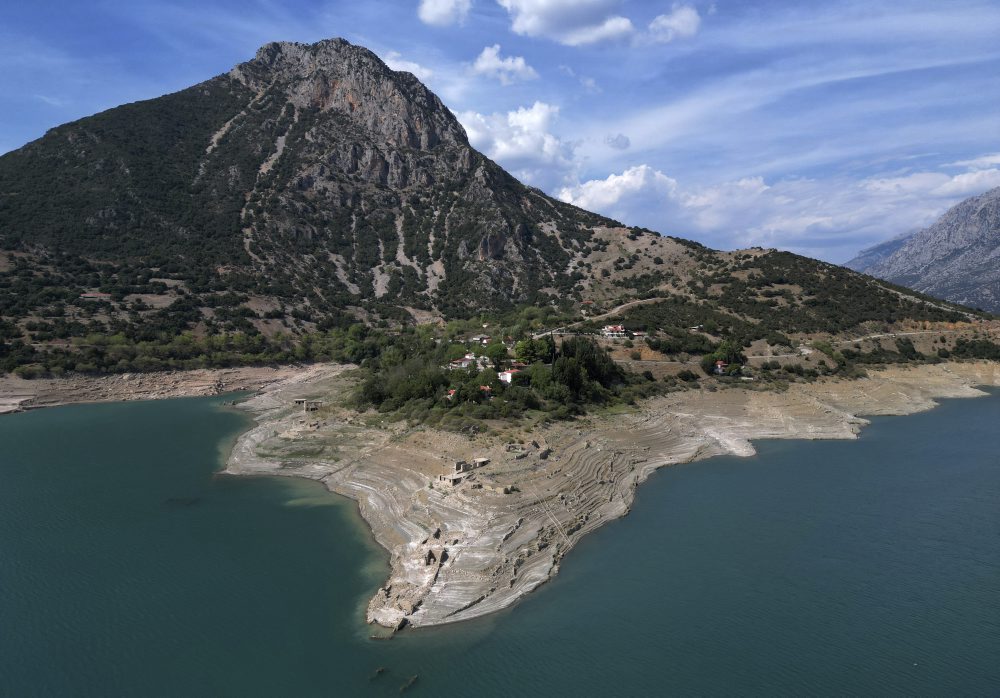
946;338;1000;361
354;331;665;429
699;340;747;376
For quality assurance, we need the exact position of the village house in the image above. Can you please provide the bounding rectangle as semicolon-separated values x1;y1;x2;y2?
602;325;627;339
498;368;521;384
447;353;490;371
714;360;729;375
448;353;476;369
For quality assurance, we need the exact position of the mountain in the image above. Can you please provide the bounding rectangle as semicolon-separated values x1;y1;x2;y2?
0;38;983;374
843;232;912;273
0;39;617;319
846;187;1000;312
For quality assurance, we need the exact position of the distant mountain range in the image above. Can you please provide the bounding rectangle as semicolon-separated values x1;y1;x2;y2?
0;38;982;374
846;187;1000;312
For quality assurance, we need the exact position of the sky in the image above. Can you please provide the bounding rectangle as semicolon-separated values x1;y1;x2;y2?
2;0;1000;262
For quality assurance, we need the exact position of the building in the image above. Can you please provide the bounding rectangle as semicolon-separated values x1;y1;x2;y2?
447;354;492;371
448;353;477;370
714;360;729;375
453;458;490;474
602;325;627;339
498;369;521;384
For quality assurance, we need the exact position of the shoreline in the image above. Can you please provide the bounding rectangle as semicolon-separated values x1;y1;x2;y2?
222;360;1000;630
8;360;996;631
0;364;319;415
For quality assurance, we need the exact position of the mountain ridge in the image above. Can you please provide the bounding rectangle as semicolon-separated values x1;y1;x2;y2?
0;37;986;375
846;187;1000;312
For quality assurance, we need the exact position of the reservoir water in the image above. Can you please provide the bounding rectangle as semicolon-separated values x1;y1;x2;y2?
2;392;999;696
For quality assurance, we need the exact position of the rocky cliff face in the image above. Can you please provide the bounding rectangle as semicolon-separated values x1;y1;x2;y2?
233;40;466;153
847;188;1000;312
0;38;612;324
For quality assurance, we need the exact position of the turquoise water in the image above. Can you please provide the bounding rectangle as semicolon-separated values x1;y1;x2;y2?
2;392;999;696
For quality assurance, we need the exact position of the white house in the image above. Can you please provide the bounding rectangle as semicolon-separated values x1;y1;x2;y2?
498;369;521;384
602;325;626;339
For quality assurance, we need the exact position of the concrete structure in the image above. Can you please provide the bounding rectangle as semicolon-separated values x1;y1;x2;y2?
602;325;626;339
453;458;490;474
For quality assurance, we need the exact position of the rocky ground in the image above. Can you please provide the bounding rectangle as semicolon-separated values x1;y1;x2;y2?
224;361;1000;631
0;365;314;414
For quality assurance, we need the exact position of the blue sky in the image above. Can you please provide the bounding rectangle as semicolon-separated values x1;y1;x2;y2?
3;0;1000;262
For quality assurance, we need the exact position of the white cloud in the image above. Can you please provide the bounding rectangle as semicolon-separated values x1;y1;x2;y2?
458;101;577;187
496;0;635;45
560;16;634;46
647;4;701;43
559;164;676;211
470;45;538;85
865;169;1000;198
418;0;472;26
934;169;1000;196
948;152;1000;170
381;51;434;81
559;159;1000;261
493;0;698;45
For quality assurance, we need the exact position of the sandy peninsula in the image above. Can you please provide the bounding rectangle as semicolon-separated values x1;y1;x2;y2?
224;360;1000;630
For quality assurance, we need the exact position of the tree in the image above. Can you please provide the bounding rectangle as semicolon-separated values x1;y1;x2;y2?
700;339;747;376
514;337;554;364
484;342;509;371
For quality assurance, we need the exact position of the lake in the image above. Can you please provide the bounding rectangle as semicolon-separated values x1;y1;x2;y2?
2;391;998;696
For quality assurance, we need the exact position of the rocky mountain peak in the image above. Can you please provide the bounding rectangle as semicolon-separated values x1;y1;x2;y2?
847;187;1000;311
230;38;467;151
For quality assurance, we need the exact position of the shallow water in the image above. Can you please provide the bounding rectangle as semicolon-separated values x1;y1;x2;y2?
2;392;999;696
